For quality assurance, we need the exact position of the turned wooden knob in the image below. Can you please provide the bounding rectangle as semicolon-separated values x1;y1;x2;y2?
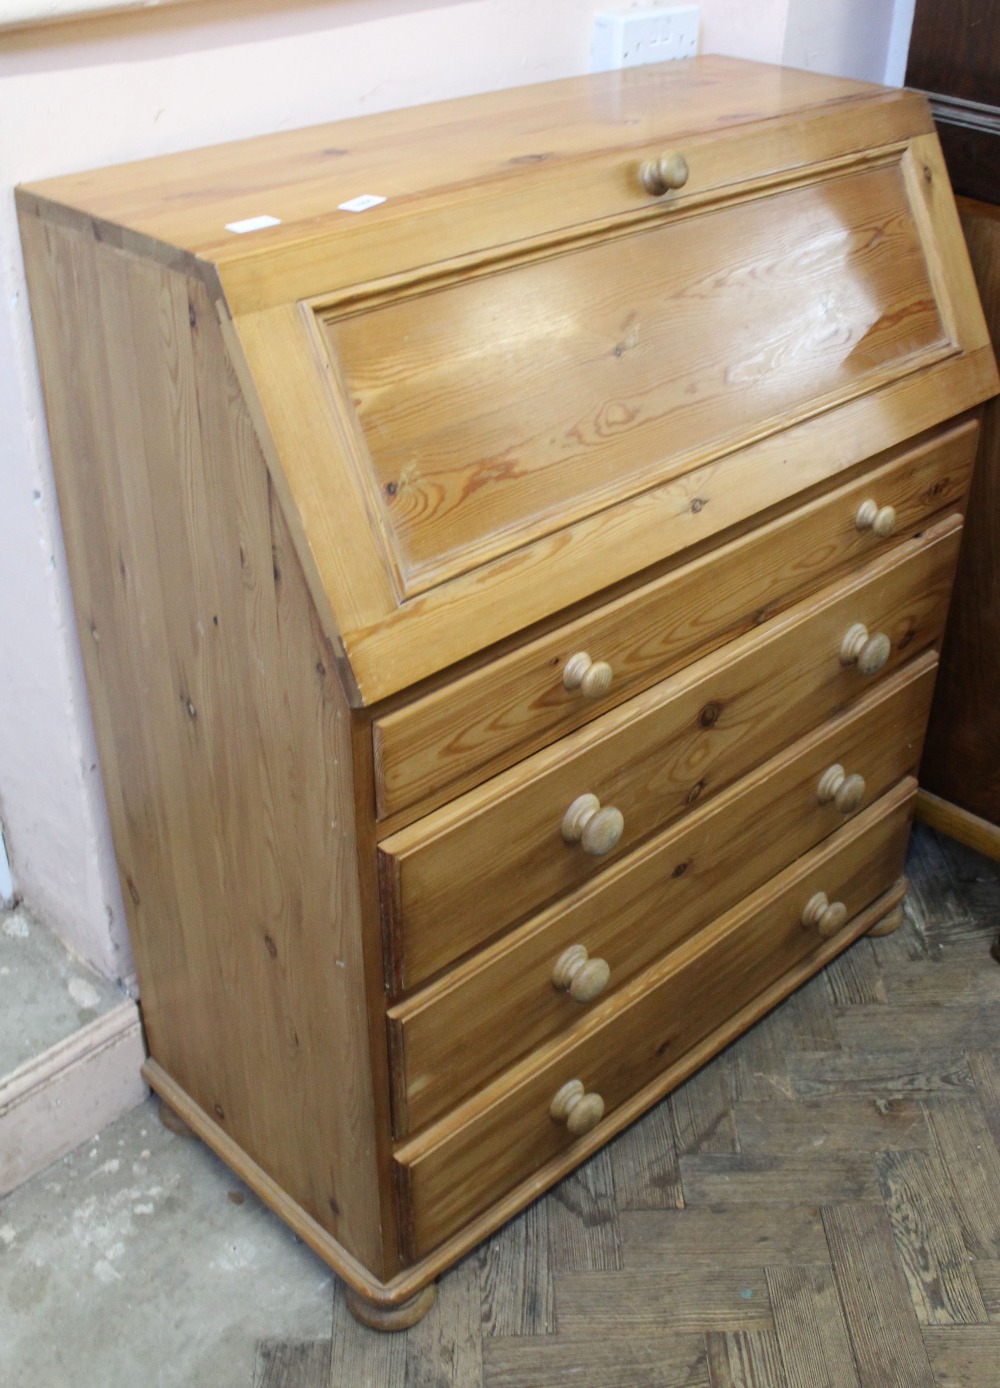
561;793;625;856
855;499;898;538
552;944;611;1003
802;890;849;938
839;622;891;676
639;151;690;196
550;1079;606;1137
816;763;867;815
563;651;613;699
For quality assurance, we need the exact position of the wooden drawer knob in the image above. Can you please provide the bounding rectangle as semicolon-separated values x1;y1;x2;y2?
839;622;891;676
563;651;613;699
561;793;625;856
552;944;611;1003
639;151;690;196
855;499;898;538
550;1079;606;1137
802;890;848;938
816;763;867;815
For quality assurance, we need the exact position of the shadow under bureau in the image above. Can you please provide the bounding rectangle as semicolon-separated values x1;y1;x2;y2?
17;56;998;1327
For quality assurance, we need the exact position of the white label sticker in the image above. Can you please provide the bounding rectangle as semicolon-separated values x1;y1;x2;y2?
338;194;387;213
225;214;282;234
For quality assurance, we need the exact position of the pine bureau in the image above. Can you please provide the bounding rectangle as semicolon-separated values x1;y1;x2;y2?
16;56;998;1327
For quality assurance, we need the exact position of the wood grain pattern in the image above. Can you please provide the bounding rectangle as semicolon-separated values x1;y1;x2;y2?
765;1264;860;1388
824;1203;937;1386
16;216;388;1273
924;1326;1000;1387
620;1205;829;1270
374;421;976;821
395;789;914;1258
17;60;928;285
705;1330;789;1388
252;1340;331;1388
483;1334;711;1388
329;160;947;592
555;1269;773;1333
380;526;958;985
387;662;935;1133
736;1096;931;1155
876;1149;988;1324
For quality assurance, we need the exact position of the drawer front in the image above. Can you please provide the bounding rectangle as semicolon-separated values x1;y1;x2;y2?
380;517;960;990
374;419;977;822
394;782;915;1259
388;656;936;1136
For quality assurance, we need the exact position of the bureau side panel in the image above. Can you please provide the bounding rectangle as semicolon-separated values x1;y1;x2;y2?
17;210;388;1276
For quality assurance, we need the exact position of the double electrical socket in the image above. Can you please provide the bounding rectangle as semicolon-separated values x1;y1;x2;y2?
591;5;700;72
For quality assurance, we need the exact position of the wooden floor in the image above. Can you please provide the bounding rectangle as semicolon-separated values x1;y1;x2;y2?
256;824;1000;1387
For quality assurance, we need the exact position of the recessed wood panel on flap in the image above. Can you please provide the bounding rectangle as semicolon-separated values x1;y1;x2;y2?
323;159;951;597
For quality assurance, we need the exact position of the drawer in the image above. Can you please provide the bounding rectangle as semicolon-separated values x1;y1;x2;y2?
388;656;936;1136
379;516;960;990
393;781;915;1259
374;419;977;821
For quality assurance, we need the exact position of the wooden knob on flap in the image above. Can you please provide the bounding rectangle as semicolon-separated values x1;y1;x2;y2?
801;890;848;938
563;651;613;699
855;499;898;538
550;1079;606;1137
639;151;690;196
839;622;891;676
816;764;867;815
552;944;611;1003
561;793;625;856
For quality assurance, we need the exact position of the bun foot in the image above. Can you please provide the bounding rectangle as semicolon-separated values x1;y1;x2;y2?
345;1281;437;1331
867;903;904;937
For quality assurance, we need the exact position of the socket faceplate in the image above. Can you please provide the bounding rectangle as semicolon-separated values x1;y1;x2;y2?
592;6;700;72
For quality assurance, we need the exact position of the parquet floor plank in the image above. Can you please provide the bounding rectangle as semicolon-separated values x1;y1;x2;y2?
923;1326;1000;1387
546;1146;622;1274
971;1261;1000;1320
966;1049;1000;1153
555;1268;773;1334
609;1087;683;1210
876;1149;989;1325
824;938;888;1007
734;1095;930;1155
620;1205;829;1270
403;1252;483;1388
670;1053;739;1156
823;1202;937;1387
482;1333;710;1388
924;1098;1000;1260
765;1263;860;1388
705;1328;789;1388
787;1047;975;1099
479;1201;555;1339
328;1288;406;1387
253;1341;332;1388
679;1153;881;1205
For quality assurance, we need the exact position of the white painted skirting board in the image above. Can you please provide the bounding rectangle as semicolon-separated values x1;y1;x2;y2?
0;1000;148;1197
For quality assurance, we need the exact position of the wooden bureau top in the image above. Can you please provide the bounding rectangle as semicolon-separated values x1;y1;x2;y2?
17;59;996;706
20;58;922;270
